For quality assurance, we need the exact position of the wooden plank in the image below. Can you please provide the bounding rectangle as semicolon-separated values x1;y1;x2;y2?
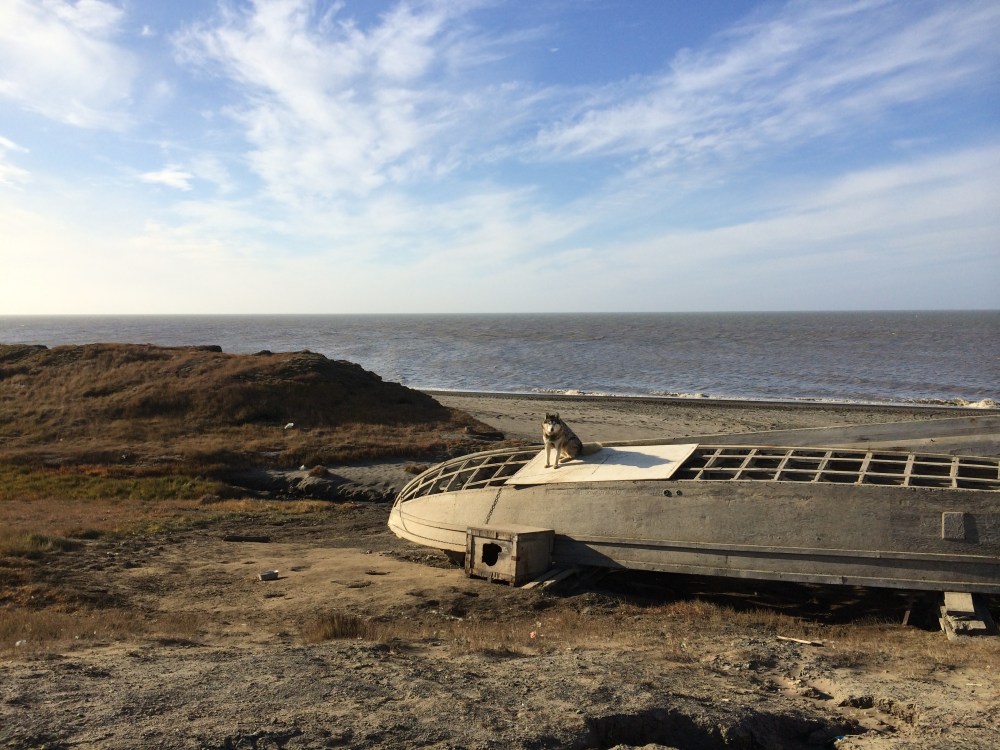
522;566;579;590
521;567;561;590
568;534;998;564
901;604;913;627
856;451;873;485
811;451;832;482
536;567;579;591
734;449;756;480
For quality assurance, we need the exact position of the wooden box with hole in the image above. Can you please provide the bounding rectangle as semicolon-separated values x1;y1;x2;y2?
465;525;554;585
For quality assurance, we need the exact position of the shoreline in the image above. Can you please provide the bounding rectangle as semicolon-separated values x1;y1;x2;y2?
423;388;998;413
426;389;1000;455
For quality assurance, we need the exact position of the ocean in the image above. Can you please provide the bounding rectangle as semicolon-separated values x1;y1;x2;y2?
1;312;997;407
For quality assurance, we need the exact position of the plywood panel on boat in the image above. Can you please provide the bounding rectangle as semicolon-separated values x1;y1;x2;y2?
506;444;699;485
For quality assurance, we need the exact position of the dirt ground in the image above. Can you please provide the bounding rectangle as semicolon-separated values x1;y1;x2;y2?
2;396;998;749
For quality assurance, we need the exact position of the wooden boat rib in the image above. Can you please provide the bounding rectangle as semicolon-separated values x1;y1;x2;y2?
388;443;1000;594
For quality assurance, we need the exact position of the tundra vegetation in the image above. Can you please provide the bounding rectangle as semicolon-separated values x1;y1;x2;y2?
1;344;997;749
0;343;487;611
0;344;996;704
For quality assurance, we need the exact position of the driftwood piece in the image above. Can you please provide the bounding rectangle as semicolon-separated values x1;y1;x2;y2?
776;635;825;647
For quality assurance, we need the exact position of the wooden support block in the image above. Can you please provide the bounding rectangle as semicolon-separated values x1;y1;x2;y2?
943;591;976;615
939;592;998;640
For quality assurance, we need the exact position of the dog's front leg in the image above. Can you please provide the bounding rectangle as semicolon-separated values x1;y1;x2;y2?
545;444;552;468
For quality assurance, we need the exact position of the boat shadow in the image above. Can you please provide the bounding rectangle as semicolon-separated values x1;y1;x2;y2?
562;569;997;631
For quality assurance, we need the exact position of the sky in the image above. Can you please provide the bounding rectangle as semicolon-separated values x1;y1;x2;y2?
1;0;998;314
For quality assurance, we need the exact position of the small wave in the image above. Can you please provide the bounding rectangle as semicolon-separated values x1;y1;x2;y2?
530;388;623;398
906;397;999;409
495;389;1000;409
530;388;718;400
957;398;997;409
431;385;999;410
651;391;710;399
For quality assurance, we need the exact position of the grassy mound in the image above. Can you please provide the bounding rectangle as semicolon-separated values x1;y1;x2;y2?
0;343;501;608
0;343;485;472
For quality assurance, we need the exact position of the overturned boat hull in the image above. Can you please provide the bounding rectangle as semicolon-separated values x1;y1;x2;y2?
388;443;1000;593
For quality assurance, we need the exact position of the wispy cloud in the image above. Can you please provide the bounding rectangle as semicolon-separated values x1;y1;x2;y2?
46;0;123;32
0;135;29;186
585;144;1000;309
0;0;136;129
535;1;1000;170
140;166;194;191
163;0;1000;214
171;0;545;205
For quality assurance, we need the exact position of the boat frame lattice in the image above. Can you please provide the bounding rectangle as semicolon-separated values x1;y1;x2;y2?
396;445;1000;503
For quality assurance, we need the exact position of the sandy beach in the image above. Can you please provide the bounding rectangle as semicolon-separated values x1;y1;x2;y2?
2;393;998;749
322;393;1000;495
429;391;1000;454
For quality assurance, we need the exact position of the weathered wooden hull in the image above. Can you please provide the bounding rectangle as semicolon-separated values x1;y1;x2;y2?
388;443;1000;593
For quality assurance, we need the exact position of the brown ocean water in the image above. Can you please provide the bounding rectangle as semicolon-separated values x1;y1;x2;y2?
2;311;997;406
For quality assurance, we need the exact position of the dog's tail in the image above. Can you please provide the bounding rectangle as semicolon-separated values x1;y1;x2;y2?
581;441;603;456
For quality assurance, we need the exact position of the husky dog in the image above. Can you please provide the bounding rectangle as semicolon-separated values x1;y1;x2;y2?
542;412;583;469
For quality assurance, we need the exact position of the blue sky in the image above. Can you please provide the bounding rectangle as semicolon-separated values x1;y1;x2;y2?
1;0;998;313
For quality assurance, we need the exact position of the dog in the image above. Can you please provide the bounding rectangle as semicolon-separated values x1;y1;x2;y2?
542;412;583;469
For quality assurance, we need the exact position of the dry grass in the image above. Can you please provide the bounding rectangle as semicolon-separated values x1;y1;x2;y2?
302;601;722;660
0;463;221;502
299;596;1000;677
0;608;201;656
0;343;490;472
0;493;336;554
0;342;497;606
0;531;81;557
813;620;1000;675
302;612;385;643
0;462;230;558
